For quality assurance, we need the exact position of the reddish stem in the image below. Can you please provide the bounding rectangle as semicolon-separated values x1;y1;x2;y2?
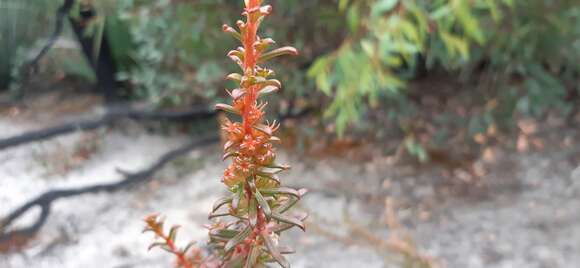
153;227;193;268
241;1;261;134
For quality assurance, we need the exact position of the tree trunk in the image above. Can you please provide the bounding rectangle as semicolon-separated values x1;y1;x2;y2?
68;5;121;103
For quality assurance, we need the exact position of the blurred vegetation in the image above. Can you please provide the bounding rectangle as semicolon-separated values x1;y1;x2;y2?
0;0;59;89
1;0;579;150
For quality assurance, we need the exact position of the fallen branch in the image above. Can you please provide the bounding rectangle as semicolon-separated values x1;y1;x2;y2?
0;134;220;251
0;105;216;151
0;105;314;251
0;103;315;151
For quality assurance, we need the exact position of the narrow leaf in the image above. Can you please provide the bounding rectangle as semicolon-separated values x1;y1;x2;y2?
232;186;243;210
261;233;290;268
224;254;244;268
260;187;300;198
210;229;240;239
222;24;241;41
244;245;261;268
225;225;252;252
274;196;298;214
258;86;280;97
254;188;271;217
248;196;257;226
182;241;197;254
253;124;273;135
271;212;305;231
226;73;243;83
208;211;231;219
168;225;180;243
278;246;295;255
270;223;293;233
258;46;299;63
160;245;174;254
212;196;233;213
222;151;239;161
148;242;167;251
215;103;240;115
257;79;282;89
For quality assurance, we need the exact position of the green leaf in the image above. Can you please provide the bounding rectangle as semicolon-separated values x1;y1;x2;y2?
452;0;485;44
222;24;242;41
248;196;257;226
260;187;301;198
256;79;282;90
244;245;261;268
372;0;398;17
256;172;281;184
274;196;299;214
254;188;272;217
182;241;197;254
232;186;243;210
210;229;240;239
278;246;296;255
215;103;241;115
347;5;360;33
440;31;469;59
148;242;167;251
339;0;350;11
168;225;180;243
224;225;252;253
250;180;271;217
226;73;243;83
224;254;244;268
271;212;305;231
258;46;299;63
261;233;290;268
430;5;452;20
270;223;294;233
258;85;280;97
212;196;233;213
208;211;231;219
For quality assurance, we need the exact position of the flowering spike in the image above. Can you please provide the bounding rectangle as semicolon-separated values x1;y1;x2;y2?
146;1;304;267
210;0;304;266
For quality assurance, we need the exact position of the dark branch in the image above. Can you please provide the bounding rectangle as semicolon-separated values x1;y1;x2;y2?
0;103;316;151
0;134;220;250
24;0;76;73
0;105;216;151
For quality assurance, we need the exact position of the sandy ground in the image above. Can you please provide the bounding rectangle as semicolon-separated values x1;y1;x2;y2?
1;115;580;268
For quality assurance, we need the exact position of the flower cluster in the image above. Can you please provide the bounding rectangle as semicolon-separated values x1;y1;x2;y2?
145;1;306;267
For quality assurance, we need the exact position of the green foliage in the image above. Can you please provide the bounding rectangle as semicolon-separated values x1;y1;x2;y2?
0;0;58;89
109;0;236;104
476;0;580;117
308;0;579;138
78;0;342;108
309;0;514;135
4;0;576;146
